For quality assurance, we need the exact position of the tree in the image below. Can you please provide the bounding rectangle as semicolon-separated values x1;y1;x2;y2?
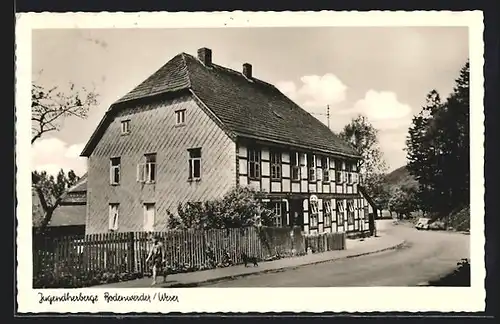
405;60;470;216
339;115;388;207
339;114;387;175
32;169;80;233
31;82;98;144
388;185;418;219
406;90;442;214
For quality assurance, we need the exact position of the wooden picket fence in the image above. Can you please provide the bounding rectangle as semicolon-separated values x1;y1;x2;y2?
304;232;347;253
33;227;346;279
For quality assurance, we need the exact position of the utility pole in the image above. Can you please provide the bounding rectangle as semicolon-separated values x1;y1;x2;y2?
327;105;330;129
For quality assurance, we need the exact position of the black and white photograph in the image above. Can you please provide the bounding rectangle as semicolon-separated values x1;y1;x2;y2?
16;11;485;313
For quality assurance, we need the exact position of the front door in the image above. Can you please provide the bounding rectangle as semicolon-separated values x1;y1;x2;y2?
289;199;304;230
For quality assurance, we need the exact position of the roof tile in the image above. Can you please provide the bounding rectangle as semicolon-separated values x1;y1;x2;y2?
87;51;360;158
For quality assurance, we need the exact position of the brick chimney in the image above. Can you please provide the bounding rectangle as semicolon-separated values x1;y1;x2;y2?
197;47;212;66
243;63;252;78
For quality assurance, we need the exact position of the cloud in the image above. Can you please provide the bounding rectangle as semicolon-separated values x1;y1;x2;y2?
352;90;413;130
276;73;348;109
32;138;87;177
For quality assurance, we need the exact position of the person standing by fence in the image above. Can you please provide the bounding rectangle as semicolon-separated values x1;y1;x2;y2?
145;236;166;286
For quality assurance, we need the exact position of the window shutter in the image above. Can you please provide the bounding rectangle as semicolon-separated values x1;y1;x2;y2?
136;163;145;182
108;207;113;230
109;162;113;184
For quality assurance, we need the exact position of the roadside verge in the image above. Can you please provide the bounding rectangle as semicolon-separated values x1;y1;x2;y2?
95;234;406;288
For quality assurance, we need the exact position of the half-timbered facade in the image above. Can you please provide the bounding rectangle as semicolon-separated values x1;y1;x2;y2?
81;47;376;235
237;140;370;235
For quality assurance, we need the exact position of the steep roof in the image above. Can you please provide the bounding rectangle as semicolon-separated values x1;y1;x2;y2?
48;205;86;227
81;51;360;158
32;174;88;228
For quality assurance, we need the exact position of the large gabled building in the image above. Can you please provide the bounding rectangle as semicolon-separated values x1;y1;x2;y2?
81;47;377;236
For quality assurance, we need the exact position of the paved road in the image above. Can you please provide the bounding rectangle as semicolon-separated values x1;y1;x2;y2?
199;221;470;287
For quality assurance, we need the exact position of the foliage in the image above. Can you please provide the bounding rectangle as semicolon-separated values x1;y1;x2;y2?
405;60;470;216
428;258;470;286
363;173;391;211
339;114;388;176
32;169;80;232
166;186;275;230
339;115;389;208
33;256;144;288
387;185;418;219
31;82;99;144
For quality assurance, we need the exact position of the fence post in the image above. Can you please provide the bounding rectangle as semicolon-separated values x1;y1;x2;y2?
127;232;135;273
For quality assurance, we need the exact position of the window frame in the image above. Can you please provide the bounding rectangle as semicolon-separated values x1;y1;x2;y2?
337;200;345;224
309;199;319;229
272;202;284;227
108;203;119;232
248;147;261;180
109;157;121;185
145;153;157;183
322;156;330;183
307;154;316;182
188;148;202;181
290;151;301;182
323;200;332;227
120;119;130;135
347;200;355;225
143;203;156;232
270;150;282;181
175;109;186;126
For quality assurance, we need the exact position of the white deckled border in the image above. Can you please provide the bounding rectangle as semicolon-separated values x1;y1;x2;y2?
16;10;485;313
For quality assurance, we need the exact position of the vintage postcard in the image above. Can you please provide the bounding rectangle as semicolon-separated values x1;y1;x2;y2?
16;11;485;313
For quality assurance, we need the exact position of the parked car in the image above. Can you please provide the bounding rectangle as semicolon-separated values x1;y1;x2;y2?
415;218;430;230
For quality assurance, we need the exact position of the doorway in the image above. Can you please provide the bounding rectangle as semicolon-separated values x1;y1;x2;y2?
289;199;304;230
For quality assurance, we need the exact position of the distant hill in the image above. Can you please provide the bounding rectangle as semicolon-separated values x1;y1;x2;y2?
384;165;418;189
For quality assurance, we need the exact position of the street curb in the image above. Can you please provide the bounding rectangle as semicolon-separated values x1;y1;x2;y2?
166;240;407;287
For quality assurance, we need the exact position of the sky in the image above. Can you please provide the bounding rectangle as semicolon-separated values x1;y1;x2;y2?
31;27;469;177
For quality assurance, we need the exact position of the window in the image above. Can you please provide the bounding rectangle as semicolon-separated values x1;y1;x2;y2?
143;203;155;232
188;148;202;180
309;199;319;228
347;200;355;225
137;153;157;183
121;120;130;135
108;203;119;232
248;148;261;180
337;200;345;224
270;151;282;181
335;160;343;184
110;157;121;185
322;156;329;182
290;152;301;181
175;109;186;125
348;172;353;184
323;200;332;227
271;202;284;227
145;154;157;182
307;154;316;182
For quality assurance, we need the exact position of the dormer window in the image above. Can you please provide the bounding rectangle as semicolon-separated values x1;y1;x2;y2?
121;120;130;135
175;109;186;125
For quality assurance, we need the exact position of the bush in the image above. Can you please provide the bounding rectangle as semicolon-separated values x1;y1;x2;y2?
428;220;446;230
429;258;470;286
166;186;275;230
33;267;144;288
